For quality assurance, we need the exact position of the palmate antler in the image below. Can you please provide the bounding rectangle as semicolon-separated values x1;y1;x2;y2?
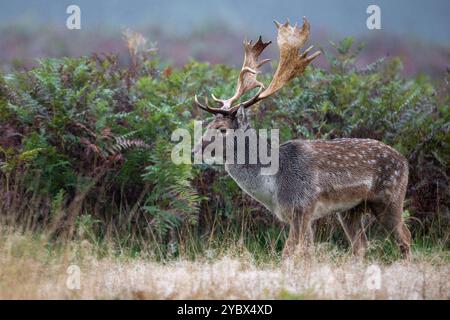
195;36;271;115
195;17;321;116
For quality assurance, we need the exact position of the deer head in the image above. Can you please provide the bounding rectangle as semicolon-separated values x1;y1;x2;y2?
193;17;321;157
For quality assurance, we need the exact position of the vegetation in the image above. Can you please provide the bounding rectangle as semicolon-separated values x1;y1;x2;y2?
0;231;448;299
0;33;448;267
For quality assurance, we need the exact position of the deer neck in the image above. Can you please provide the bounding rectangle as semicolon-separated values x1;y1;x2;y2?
224;132;277;212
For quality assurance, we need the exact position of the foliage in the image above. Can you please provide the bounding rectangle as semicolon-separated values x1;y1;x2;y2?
0;36;448;254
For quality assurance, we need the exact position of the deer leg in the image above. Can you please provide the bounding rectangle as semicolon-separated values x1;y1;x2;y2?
384;210;412;260
297;211;314;252
293;209;314;256
282;218;299;259
337;209;368;257
282;207;313;259
370;201;412;260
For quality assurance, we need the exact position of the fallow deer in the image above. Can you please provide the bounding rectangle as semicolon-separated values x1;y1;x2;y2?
193;18;412;259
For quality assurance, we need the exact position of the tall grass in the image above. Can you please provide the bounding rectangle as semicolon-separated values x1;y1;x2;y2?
0;227;448;299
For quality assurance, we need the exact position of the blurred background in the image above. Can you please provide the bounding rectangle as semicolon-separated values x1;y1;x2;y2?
1;0;449;76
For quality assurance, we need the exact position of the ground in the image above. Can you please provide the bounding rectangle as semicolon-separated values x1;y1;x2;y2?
0;232;448;299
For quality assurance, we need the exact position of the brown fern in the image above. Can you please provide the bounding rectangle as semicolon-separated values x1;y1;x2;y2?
107;136;150;156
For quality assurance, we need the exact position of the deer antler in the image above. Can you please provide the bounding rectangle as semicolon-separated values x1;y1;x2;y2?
194;17;320;115
258;17;320;99
194;36;271;115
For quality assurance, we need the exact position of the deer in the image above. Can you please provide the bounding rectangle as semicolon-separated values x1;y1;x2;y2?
193;18;412;259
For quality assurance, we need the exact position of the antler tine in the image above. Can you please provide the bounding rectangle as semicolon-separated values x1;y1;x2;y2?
240;87;264;108
194;95;231;116
211;94;225;106
213;87;264;116
274;20;282;29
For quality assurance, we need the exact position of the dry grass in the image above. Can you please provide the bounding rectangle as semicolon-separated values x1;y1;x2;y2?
0;231;448;300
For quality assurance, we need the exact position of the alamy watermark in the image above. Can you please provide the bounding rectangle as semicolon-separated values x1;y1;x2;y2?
66;264;81;290
171;121;279;175
367;5;381;30
66;5;81;30
64;4;382;33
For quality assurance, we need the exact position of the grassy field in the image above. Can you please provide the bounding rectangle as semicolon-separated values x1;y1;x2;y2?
1;228;448;300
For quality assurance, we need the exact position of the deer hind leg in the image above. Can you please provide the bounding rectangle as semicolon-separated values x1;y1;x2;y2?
337;207;368;257
370;200;412;260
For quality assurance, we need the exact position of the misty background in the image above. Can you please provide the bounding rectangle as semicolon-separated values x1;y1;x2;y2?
0;0;449;75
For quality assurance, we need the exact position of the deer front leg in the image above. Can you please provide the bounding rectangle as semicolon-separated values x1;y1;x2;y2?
282;208;314;259
296;211;314;255
282;220;299;259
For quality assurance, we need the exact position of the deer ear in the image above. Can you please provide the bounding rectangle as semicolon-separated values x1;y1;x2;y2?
236;105;248;125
